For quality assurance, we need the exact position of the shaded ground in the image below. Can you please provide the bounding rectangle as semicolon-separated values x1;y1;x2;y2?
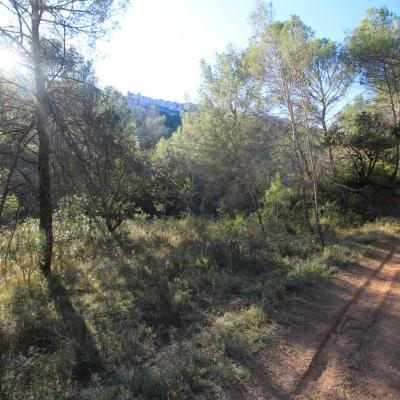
225;236;400;399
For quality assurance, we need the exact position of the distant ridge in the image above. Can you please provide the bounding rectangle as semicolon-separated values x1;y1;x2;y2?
126;92;184;113
126;92;185;133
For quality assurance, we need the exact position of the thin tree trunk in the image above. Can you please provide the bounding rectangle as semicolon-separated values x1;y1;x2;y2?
0;156;18;221
321;112;336;178
32;3;53;277
391;143;399;183
287;103;312;232
250;188;265;233
328;146;335;176
311;165;324;249
300;85;324;249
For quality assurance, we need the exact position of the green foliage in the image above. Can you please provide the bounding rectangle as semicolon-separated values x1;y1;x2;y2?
286;261;333;290
220;213;247;238
336;107;394;150
0;272;74;400
64;87;147;233
262;259;334;307
1;194;19;222
212;306;274;360
80;378;137;400
331;105;395;184
168;46;270;213
130;102;171;148
0;344;75;400
322;201;363;228
1;220;42;282
150;138;191;215
345;8;400;180
259;173;296;230
129;318;257;400
150;340;215;398
346;7;400;92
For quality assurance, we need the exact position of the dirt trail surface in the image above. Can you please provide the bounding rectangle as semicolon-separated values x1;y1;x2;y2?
228;238;400;400
292;242;400;400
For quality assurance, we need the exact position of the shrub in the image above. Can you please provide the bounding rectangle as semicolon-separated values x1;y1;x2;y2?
286;261;333;291
259;173;298;231
0;344;75;400
80;376;137;400
131;339;216;400
0;277;63;350
1;194;19;223
322;201;363;228
212;306;274;360
1;219;41;282
262;260;334;308
129;329;244;400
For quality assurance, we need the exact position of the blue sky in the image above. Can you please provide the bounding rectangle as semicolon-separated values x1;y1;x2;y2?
95;0;400;102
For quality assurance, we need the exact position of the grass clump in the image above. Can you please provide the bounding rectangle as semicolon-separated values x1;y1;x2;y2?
79;377;137;400
286;261;333;290
212;306;275;360
129;337;228;399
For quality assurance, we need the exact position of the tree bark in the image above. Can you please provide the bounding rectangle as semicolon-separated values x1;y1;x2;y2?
287;101;312;233
321;110;336;178
300;83;324;249
391;143;400;183
32;2;53;277
0;156;18;221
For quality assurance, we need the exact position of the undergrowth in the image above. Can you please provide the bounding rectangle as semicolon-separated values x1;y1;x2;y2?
0;213;397;399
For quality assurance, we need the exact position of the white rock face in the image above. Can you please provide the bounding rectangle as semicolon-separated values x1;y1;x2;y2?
126;92;184;113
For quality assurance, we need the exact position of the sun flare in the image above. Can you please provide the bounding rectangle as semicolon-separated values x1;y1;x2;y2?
0;47;22;73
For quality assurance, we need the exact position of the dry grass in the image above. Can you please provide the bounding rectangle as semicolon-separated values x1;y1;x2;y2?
0;214;393;399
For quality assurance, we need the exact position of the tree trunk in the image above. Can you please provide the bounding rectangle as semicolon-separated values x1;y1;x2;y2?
300;85;324;249
32;3;53;277
391;143;400;183
288;107;312;232
321;114;336;178
0;156;18;221
386;74;399;184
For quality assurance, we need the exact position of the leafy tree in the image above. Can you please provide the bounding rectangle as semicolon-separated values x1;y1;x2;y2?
307;39;353;175
332;104;395;185
0;0;128;275
129;102;170;148
346;7;400;181
259;173;296;231
249;5;325;246
60;87;145;234
172;46;270;225
150;138;192;215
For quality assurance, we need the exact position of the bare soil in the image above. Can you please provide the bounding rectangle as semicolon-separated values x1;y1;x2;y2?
226;237;400;399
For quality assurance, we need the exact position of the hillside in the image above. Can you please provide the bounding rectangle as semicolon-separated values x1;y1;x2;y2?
126;92;184;134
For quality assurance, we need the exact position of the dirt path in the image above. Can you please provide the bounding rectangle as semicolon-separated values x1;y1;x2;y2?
229;238;400;399
291;241;400;399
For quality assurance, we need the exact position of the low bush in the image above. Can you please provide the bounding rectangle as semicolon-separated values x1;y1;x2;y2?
286;261;333;290
212;306;275;360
